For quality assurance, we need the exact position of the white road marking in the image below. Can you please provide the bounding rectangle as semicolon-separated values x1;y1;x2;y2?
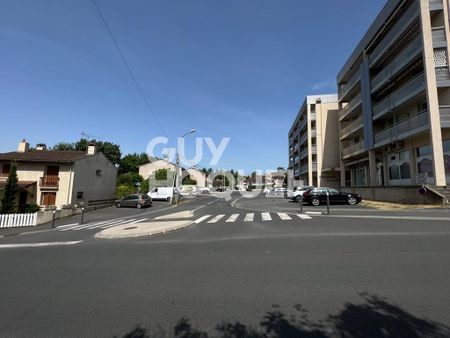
226;214;239;223
277;213;292;220
244;213;254;222
129;218;148;224
208;214;225;223
100;220;136;229
56;223;79;228
81;219;133;230
60;220;110;231
0;241;83;249
323;214;450;221
194;215;211;224
305;211;322;215
297;214;312;220
261;212;272;221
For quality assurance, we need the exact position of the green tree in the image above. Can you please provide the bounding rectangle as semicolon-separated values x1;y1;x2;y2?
74;138;122;165
117;172;143;186
0;163;19;214
119;153;149;174
52;142;75;151
155;169;168;181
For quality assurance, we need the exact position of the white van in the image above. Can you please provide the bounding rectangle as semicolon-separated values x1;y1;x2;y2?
148;187;176;201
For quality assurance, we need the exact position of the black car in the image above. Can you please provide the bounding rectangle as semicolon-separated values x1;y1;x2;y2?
302;188;361;206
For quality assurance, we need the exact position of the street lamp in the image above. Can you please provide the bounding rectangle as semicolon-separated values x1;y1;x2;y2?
174;129;196;204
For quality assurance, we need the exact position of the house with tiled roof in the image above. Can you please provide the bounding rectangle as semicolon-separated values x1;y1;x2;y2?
0;140;117;210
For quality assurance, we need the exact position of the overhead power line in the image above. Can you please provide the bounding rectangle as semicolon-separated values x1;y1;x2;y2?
90;0;167;137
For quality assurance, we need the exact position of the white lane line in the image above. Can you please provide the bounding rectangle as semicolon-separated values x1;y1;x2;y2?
225;214;239;223
297;214;312;220
60;220;110;231
86;219;137;230
56;223;79;228
208;214;225;223
129;218;148;224
277;213;292;220
0;241;83;249
100;220;136;229
305;211;322;215
244;213;254;222
194;215;211;224
261;212;272;221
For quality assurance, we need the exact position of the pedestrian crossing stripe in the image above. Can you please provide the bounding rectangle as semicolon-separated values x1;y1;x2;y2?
244;213;254;222
57;212;314;231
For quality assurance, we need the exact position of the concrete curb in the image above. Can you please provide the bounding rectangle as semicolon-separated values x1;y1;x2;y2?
94;220;194;239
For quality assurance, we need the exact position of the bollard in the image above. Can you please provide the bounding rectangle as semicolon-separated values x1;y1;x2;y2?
326;192;330;215
299;195;303;214
52;210;56;228
81;207;85;225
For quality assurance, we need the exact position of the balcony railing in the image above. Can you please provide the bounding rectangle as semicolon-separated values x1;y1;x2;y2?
371;37;422;93
372;72;425;119
374;111;428;146
300;148;308;159
370;1;419;66
299;133;308;145
342;141;365;158
300;165;308;174
436;68;450;82
430;0;443;10
440;105;450;127
40;176;59;188
311;163;318;172
339;71;361;100
340;116;364;139
432;27;446;47
339;94;362;121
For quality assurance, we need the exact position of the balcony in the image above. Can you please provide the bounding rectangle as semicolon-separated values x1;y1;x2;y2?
299;133;308;145
432;27;446;48
342;141;365;159
40;176;59;189
372;72;425;120
300;165;308;174
436;68;450;82
371;37;422;93
0;174;8;181
370;1;419;66
440;105;450;127
310;113;317;120
339;94;362;121
340;116;364;140
300;148;308;159
311;163;318;172
374;111;429;146
430;0;443;10
339;71;361;101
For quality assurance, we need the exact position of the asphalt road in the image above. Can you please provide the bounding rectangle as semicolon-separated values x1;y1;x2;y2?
1;193;450;337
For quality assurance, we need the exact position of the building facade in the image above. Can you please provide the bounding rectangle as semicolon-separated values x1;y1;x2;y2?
337;0;450;188
0;140;117;210
288;94;340;188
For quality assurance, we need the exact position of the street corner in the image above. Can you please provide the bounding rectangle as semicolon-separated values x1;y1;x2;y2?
94;220;194;239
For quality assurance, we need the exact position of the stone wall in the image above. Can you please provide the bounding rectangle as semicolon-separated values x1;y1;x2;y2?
341;186;443;204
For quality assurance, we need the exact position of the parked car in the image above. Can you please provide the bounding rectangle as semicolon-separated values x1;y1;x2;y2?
148;187;177;201
289;186;315;202
302;187;361;206
116;194;152;209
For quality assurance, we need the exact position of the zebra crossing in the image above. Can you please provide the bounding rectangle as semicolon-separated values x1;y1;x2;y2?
195;212;312;224
56;212;313;232
57;218;148;232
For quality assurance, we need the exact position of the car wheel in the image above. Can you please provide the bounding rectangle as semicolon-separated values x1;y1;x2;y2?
136;203;142;209
116;202;122;208
311;197;320;206
348;196;357;205
166;197;170;202
295;195;302;203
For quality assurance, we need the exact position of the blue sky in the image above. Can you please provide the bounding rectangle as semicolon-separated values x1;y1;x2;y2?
0;0;385;173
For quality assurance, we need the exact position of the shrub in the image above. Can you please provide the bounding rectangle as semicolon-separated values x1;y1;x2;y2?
21;204;40;213
116;185;136;198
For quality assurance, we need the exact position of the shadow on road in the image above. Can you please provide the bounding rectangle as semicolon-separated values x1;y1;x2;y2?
114;293;450;337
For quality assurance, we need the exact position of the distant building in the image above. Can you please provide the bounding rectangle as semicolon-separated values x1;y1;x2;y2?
138;159;206;188
0;140;117;210
288;94;340;188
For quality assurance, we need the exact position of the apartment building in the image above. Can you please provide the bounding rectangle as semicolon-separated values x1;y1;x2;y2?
288;94;340;188
338;0;450;190
0;140;117;210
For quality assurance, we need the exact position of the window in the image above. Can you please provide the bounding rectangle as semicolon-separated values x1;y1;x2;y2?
434;48;448;68
417;145;432;157
400;162;411;179
388;150;410;182
389;164;400;180
1;163;10;175
41;192;56;206
77;192;84;199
